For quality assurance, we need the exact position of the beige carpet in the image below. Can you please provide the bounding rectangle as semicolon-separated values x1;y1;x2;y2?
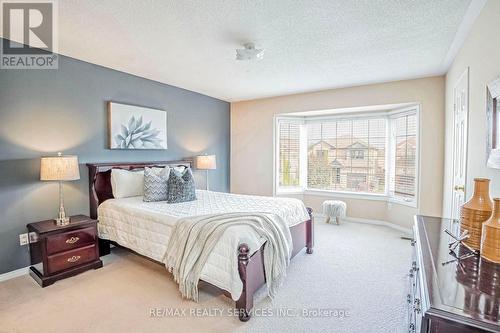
0;222;411;333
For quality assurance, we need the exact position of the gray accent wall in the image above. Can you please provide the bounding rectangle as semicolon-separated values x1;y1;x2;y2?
0;44;230;274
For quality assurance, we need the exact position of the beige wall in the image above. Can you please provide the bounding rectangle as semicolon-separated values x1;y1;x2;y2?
231;76;445;228
443;0;500;218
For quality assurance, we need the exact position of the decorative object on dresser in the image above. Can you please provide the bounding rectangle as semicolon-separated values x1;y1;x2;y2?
486;76;500;169
442;228;478;265
410;215;500;333
322;200;346;225
195;154;216;190
481;198;500;263
460;178;493;250
108;102;167;150
27;215;102;287
40;153;80;226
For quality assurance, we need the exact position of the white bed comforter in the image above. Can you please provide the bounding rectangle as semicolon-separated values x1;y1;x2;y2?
97;190;309;300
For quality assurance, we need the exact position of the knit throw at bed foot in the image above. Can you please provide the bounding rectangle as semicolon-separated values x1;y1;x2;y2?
163;212;293;301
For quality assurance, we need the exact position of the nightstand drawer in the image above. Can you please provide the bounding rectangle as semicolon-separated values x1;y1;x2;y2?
46;244;98;274
46;226;96;255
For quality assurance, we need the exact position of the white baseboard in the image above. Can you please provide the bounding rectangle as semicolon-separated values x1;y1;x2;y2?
0;266;29;283
313;213;412;236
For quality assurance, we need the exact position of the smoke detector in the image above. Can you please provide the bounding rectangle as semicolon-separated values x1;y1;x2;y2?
236;43;264;61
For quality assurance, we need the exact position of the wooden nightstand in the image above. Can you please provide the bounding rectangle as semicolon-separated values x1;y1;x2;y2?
27;215;103;287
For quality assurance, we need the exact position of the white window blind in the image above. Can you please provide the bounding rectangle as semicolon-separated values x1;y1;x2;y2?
275;106;419;206
277;120;301;187
389;111;418;201
307;118;386;194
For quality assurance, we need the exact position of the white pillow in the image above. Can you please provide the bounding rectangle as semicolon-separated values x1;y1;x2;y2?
172;166;187;174
110;169;145;198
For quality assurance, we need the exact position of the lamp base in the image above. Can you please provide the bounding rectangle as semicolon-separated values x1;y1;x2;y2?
55;181;70;226
55;216;70;226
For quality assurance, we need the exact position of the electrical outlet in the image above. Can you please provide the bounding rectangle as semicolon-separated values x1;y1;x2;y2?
19;233;29;246
29;232;38;243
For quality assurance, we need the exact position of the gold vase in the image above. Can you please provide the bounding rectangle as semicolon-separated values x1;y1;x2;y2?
460;178;493;250
481;198;500;263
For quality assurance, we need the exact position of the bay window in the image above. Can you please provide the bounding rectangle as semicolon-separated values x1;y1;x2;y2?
275;106;419;206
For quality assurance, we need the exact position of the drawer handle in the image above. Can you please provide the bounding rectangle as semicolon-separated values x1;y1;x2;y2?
67;255;81;263
66;236;79;244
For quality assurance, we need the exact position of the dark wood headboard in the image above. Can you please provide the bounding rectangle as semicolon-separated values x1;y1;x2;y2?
86;160;192;219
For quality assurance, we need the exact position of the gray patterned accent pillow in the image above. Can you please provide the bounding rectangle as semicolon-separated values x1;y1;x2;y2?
166;167;197;203
143;167;170;202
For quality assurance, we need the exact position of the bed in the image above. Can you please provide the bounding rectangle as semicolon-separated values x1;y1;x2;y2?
87;161;314;321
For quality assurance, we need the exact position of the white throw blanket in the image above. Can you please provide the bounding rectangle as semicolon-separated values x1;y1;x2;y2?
163;212;293;301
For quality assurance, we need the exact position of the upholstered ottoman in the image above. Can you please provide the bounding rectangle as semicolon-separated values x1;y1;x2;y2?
322;200;346;225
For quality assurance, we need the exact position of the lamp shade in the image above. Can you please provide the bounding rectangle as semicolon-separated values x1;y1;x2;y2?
196;155;216;170
40;155;80;181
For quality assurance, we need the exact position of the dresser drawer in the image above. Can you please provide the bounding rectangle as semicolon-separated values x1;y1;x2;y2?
46;226;96;255
46;244;98;274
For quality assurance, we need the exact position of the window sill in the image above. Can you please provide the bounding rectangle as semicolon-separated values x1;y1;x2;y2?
387;197;418;208
276;188;418;208
304;189;387;202
275;187;303;193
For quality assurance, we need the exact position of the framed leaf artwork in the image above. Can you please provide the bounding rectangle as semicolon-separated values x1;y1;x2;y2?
108;102;167;150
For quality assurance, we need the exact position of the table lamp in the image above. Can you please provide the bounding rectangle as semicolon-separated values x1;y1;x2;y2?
196;154;216;191
40;153;80;226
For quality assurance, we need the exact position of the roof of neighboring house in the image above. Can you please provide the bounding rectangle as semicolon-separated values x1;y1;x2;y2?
346;141;368;149
396;136;417;149
308;140;335;149
330;159;344;168
309;136;379;150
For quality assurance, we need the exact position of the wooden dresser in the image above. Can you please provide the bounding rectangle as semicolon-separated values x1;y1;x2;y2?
409;215;500;332
27;215;103;287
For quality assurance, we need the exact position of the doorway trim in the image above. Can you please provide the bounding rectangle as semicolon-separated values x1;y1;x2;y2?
450;67;469;219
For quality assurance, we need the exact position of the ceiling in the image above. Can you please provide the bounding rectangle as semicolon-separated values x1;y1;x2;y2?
4;0;479;101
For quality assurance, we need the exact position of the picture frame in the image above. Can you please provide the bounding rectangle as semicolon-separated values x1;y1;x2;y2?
108;102;168;150
487;77;500;169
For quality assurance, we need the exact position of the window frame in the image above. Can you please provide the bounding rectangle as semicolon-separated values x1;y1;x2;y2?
274;105;420;208
273;116;305;195
387;106;421;208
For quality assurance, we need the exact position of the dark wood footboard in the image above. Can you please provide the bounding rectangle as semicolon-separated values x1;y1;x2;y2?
235;207;314;322
235;243;264;321
306;207;314;254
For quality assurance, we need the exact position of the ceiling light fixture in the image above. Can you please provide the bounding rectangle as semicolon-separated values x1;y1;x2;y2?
236;43;264;61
